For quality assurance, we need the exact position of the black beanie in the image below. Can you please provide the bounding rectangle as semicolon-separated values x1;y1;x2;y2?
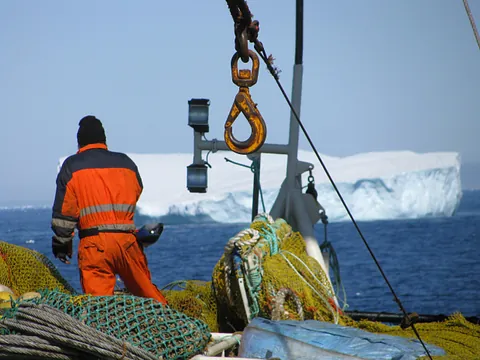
77;115;106;147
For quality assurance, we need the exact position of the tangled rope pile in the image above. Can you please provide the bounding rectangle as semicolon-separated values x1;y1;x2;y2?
213;213;343;332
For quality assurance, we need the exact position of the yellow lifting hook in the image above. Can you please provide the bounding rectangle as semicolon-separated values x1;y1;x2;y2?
224;50;267;155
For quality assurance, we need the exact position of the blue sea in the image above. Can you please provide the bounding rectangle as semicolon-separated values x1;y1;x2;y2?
1;190;479;318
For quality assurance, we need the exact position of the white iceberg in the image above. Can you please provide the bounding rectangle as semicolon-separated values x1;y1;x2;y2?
58;150;462;223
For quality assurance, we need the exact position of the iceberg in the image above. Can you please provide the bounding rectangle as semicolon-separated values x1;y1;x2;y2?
58;150;462;223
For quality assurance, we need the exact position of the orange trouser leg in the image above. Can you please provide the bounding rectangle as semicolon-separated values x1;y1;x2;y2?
78;235;116;295
110;234;168;305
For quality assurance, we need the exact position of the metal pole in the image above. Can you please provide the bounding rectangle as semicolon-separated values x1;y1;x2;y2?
294;0;304;66
251;155;261;221
193;131;204;164
197;139;289;155
285;0;304;220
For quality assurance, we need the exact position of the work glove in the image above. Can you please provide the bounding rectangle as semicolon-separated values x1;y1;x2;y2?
52;236;73;264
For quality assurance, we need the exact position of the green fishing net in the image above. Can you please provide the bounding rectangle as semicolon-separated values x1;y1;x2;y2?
1;289;211;359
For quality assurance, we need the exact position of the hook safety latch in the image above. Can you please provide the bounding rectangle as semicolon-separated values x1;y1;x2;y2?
224;50;267;154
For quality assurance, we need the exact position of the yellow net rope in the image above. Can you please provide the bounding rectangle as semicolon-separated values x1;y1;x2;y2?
0;241;76;297
353;313;480;360
162;280;218;333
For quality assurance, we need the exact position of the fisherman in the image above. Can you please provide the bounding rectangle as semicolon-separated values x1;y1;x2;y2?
51;115;167;305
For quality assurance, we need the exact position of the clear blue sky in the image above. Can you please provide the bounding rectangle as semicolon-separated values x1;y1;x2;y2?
1;1;479;207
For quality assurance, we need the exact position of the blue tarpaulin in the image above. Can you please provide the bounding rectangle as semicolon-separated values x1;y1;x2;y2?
238;318;446;360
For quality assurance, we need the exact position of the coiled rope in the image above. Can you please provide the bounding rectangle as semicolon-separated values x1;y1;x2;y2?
0;335;79;360
271;288;304;321
0;303;157;360
224;227;261;305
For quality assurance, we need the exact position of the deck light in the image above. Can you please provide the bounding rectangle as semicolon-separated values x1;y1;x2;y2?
186;163;208;193
188;98;210;133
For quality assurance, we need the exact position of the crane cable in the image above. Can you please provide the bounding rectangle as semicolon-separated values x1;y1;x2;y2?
462;0;480;50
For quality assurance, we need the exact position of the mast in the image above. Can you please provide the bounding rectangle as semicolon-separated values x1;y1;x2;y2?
285;0;304;207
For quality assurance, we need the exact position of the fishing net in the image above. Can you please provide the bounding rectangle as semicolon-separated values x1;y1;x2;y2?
355;313;480;360
1;289;211;359
0;241;76;296
2;217;478;359
211;213;347;332
162;280;219;333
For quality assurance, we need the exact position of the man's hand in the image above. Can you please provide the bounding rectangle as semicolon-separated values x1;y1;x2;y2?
52;236;73;264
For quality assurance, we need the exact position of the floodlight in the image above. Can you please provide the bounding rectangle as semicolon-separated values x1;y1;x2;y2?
186;163;208;193
188;98;210;133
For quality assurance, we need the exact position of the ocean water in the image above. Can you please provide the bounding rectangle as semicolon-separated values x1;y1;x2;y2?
0;190;479;318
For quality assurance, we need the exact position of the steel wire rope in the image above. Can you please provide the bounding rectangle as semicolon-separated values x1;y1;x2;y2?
0;303;158;360
254;41;433;360
462;0;480;50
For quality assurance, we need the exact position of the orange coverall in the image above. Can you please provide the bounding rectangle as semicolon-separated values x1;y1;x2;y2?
51;143;167;304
